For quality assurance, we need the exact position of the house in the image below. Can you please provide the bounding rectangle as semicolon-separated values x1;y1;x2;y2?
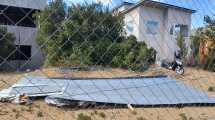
0;0;47;70
116;0;196;62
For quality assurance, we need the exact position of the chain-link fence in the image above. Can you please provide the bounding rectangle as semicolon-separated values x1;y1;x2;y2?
0;0;215;120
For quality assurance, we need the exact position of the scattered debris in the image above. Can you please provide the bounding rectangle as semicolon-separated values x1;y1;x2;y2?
127;104;135;111
13;94;32;105
45;97;76;107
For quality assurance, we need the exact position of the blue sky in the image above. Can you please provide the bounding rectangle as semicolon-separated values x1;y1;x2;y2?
65;0;215;28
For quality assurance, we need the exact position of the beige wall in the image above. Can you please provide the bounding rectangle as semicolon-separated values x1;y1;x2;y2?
0;0;47;9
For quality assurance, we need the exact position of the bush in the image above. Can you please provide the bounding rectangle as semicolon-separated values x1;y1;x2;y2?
136;117;146;120
0;27;16;63
77;113;92;120
37;111;43;117
190;15;215;70
179;113;188;120
203;48;215;71
208;86;215;92
177;33;188;59
98;112;106;118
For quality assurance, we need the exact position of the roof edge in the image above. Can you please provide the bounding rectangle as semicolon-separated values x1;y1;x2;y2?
121;0;196;14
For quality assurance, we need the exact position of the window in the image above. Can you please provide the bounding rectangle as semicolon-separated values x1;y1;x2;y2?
126;20;134;33
10;45;31;60
0;5;37;27
170;24;189;37
146;21;159;35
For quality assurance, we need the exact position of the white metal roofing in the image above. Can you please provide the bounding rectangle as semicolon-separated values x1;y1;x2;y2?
1;76;215;105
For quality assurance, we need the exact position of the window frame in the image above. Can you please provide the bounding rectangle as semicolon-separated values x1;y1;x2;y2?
146;20;159;35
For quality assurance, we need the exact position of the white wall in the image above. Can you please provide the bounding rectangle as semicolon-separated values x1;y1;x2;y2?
0;0;47;9
124;7;140;40
164;8;192;61
126;6;192;62
1;26;45;70
139;6;166;61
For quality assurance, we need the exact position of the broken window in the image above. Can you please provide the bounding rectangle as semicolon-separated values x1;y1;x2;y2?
10;45;32;60
170;24;189;37
0;5;38;27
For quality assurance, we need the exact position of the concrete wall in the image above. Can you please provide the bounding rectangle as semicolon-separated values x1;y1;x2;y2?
1;26;45;70
0;0;47;9
0;1;47;70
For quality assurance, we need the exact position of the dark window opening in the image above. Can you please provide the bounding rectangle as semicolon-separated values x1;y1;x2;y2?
10;45;31;60
0;5;38;27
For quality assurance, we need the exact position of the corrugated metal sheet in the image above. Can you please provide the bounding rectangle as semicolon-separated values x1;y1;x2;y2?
1;76;215;105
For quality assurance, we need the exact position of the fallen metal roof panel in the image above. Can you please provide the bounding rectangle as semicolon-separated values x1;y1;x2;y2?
1;76;215;105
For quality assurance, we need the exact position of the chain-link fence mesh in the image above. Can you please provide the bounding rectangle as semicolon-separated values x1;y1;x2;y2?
0;0;215;120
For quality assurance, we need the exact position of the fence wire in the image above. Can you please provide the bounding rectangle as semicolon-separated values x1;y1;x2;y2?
0;0;215;120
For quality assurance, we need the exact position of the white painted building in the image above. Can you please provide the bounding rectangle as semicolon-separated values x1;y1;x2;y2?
116;0;196;62
0;0;47;70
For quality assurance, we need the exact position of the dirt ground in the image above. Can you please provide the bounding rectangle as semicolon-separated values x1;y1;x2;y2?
0;66;215;120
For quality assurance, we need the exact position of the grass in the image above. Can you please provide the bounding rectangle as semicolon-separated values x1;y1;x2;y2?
136;117;146;120
179;113;188;120
131;111;137;115
12;109;17;113
208;86;215;92
26;106;33;113
37;111;43;117
77;113;92;120
15;112;20;119
98;112;106;118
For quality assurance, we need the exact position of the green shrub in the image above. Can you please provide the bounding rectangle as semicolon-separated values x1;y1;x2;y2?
189;15;215;70
37;111;43;117
0;27;15;63
98;112;106;118
177;33;188;59
179;113;188;120
203;48;215;72
77;113;92;120
136;117;146;120
208;86;215;92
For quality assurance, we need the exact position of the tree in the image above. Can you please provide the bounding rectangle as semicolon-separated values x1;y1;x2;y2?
34;0;66;65
190;15;215;71
176;33;188;59
35;2;154;71
0;27;16;63
202;16;215;71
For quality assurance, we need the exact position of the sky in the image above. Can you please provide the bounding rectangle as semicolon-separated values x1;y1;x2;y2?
65;0;215;28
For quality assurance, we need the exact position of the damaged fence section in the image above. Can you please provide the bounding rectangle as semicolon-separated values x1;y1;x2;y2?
1;76;215;107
